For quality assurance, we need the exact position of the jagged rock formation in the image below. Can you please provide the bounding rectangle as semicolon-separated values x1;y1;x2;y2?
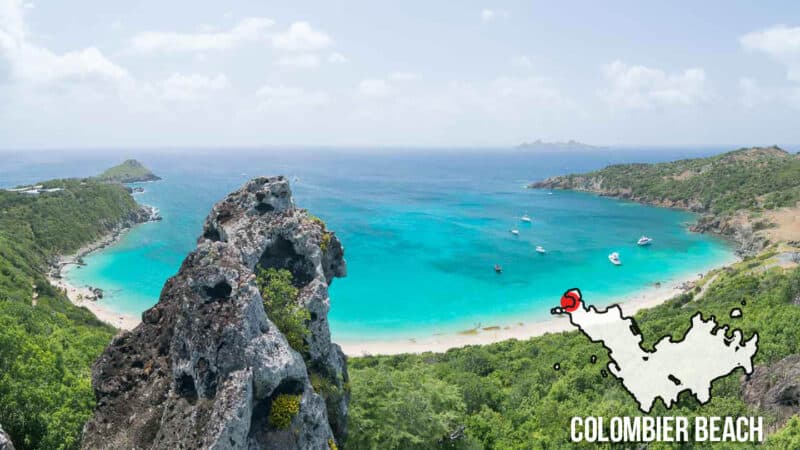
83;176;348;449
742;354;800;431
0;424;14;450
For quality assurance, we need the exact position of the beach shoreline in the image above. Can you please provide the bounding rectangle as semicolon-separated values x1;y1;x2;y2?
53;221;739;354
337;255;738;356
47;221;149;331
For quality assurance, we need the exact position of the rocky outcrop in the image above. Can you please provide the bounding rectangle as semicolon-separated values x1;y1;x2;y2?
130;204;162;224
83;176;348;449
689;215;769;257
0;424;14;450
742;354;800;431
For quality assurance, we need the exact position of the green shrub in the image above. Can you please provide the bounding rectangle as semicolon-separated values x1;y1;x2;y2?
255;268;310;353
320;232;332;253
308;214;326;229
269;394;301;429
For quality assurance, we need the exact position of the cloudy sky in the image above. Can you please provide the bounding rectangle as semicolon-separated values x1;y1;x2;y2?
1;0;799;149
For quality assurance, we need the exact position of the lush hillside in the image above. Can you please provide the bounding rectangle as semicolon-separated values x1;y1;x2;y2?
0;180;145;449
95;159;160;183
530;146;800;215
348;251;800;449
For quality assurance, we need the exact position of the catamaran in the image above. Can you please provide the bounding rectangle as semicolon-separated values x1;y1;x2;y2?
608;252;621;265
536;245;547;254
637;235;653;246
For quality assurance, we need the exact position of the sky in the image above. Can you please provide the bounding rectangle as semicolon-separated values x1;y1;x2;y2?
0;0;799;149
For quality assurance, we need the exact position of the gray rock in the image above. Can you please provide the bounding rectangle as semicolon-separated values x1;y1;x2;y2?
0;424;14;450
83;176;348;449
741;354;800;431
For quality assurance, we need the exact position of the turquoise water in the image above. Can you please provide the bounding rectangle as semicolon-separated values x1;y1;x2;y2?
2;148;735;341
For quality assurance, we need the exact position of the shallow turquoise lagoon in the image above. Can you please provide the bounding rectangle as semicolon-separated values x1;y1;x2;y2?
2;149;734;341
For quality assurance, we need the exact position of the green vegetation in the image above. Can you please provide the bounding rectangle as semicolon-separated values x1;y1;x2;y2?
95;159;160;183
320;232;332;252
255;267;310;353
0;179;141;449
269;394;301;429
765;415;800;448
308;214;327;229
348;257;800;449
547;146;800;215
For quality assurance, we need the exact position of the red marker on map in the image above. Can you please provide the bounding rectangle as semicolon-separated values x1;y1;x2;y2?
560;288;582;312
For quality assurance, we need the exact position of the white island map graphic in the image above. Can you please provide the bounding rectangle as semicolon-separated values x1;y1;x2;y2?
553;289;759;412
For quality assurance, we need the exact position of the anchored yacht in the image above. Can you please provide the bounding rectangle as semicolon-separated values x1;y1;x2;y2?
608;252;621;265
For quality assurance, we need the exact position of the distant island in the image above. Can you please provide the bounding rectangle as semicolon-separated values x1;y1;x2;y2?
516;139;604;151
96;159;161;183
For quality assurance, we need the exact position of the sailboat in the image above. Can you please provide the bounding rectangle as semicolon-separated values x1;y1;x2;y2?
520;213;532;223
608;252;621;265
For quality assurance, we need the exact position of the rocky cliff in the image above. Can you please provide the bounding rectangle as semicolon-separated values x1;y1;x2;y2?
82;176;348;449
742;354;800;432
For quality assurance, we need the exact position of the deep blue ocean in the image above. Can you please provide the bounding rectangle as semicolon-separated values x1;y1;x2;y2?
1;147;735;341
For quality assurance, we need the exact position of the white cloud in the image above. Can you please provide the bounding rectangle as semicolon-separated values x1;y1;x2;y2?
255;85;329;108
359;78;390;97
130;17;274;53
388;71;421;81
328;52;348;64
481;9;510;21
0;0;130;84
275;54;320;69
272;21;331;51
511;55;533;68
741;25;800;61
741;25;800;83
159;73;229;101
600;61;707;109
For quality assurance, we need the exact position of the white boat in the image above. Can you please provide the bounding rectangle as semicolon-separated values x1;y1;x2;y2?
520;214;532;223
637;235;653;246
608;252;621;265
536;246;546;254
547;192;553;195
510;228;520;236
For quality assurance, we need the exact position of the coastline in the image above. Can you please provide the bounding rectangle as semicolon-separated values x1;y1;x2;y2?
337;255;738;356
46;208;158;331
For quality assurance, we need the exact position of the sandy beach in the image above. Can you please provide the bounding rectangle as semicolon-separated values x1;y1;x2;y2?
47;228;142;331
337;262;736;356
48;214;741;355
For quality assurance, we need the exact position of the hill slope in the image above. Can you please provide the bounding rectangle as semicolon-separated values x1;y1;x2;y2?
348;254;800;448
529;146;800;254
0;178;153;449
